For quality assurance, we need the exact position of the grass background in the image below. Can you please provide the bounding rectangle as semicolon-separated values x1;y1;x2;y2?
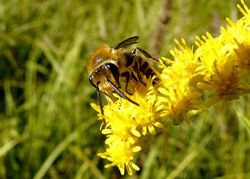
0;0;250;178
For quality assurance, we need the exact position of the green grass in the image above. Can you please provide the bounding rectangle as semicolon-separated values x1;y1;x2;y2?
0;0;250;178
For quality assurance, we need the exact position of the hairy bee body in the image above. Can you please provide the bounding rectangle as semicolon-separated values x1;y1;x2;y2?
87;36;158;114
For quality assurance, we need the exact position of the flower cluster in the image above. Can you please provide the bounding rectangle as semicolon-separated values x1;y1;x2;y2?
91;0;250;175
92;77;165;175
158;39;205;124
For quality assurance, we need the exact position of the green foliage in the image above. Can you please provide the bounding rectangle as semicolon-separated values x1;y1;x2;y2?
0;0;249;178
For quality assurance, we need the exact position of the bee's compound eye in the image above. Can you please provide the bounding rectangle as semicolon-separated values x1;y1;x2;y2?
104;63;120;85
105;63;119;75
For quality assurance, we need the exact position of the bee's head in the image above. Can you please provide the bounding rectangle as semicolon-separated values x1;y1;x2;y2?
89;63;120;89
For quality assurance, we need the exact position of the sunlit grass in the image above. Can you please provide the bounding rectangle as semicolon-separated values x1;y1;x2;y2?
0;0;249;178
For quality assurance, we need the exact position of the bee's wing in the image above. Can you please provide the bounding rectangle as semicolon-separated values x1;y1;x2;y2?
112;36;139;50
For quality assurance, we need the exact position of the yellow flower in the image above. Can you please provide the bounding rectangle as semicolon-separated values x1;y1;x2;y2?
91;0;250;175
160;39;205;88
98;135;141;175
195;0;250;101
92;77;164;175
101;77;164;137
158;39;204;123
195;33;241;101
221;1;250;78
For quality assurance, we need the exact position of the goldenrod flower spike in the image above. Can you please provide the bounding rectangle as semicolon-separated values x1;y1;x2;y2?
92;77;164;175
158;40;204;123
91;0;250;175
195;0;250;102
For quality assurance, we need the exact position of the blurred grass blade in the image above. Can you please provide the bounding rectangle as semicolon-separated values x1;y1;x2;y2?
74;163;89;179
34;130;78;179
4;80;16;116
234;99;250;133
166;135;211;179
0;138;21;157
71;146;105;179
0;31;16;46
141;138;162;179
33;122;94;179
236;110;250;133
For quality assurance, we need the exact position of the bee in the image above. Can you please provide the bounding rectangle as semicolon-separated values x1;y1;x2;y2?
87;36;158;116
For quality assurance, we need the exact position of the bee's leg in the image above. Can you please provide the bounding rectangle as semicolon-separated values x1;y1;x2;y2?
97;86;104;115
136;47;157;61
134;59;146;86
125;73;132;95
121;71;133;95
96;83;106;127
107;78;139;106
136;47;161;77
131;73;139;82
130;49;147;86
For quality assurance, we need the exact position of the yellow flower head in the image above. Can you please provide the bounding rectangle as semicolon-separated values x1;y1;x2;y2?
91;0;250;175
92;77;164;175
98;135;141;175
158;39;204;122
100;77;164;136
195;0;250;101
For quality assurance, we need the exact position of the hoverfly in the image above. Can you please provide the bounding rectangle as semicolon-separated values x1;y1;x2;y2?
87;36;158;116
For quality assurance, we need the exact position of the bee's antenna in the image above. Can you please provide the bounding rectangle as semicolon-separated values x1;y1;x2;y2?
106;79;139;106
